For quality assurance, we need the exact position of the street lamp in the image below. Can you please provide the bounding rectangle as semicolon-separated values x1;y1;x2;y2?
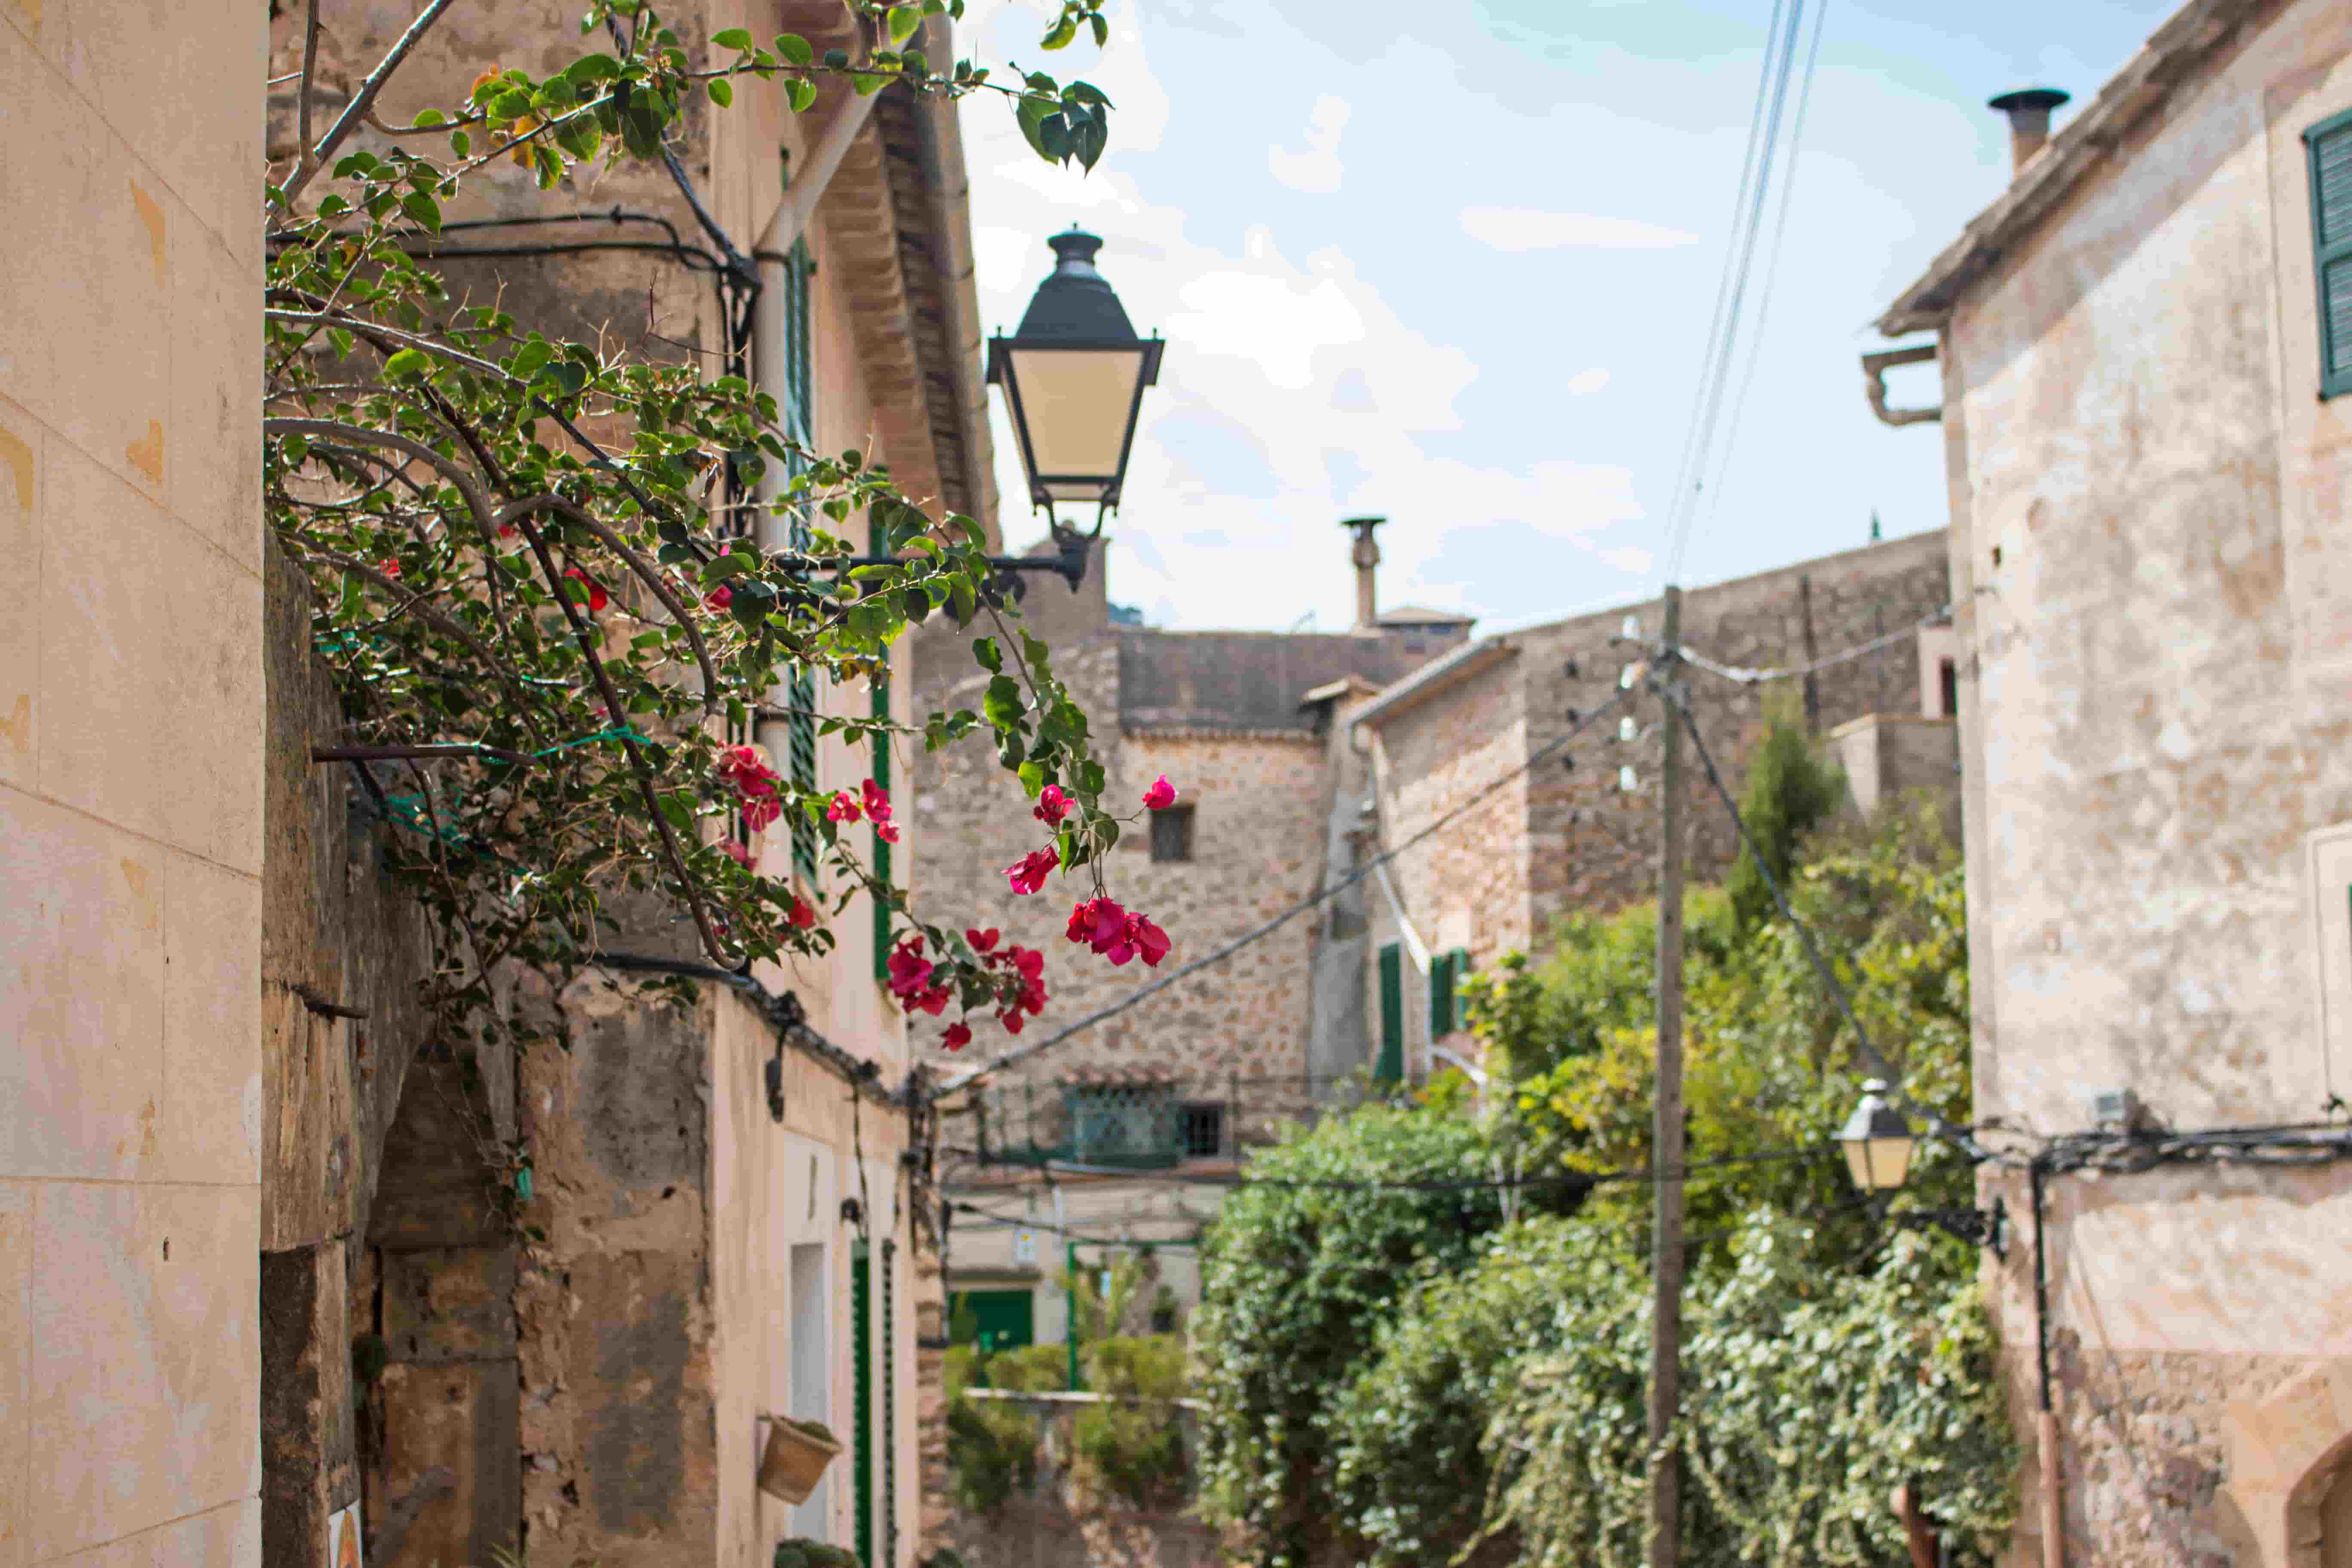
1838;1079;2006;1255
987;229;1165;574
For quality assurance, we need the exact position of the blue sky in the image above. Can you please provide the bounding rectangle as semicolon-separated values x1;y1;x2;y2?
952;0;2180;631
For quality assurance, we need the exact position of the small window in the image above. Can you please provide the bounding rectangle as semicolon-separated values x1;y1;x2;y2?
1938;658;1959;719
2305;107;2352;398
1178;1102;1225;1160
1151;803;1194;863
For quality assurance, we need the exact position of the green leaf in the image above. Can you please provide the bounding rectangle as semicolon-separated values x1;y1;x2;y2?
851;70;886;97
774;31;813;65
707;77;733;107
412;108;447;128
982;675;1025;729
383;348;431;379
566;51;623;83
972;636;1001;673
1041;14;1077;48
450;128;471;157
785;77;817;112
888;3;922;42
713;26;753;49
1090;12;1107;46
1018;761;1046;796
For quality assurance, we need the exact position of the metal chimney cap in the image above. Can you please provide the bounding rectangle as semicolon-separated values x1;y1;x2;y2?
1988;87;2070;114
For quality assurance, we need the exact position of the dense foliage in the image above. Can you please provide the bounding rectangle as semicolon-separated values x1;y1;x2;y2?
1190;1104;1509;1566
942;1333;1189;1514
1193;790;2011;1566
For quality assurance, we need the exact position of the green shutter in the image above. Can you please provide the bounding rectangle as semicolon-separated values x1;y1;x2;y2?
869;514;894;983
853;1243;873;1566
1427;951;1453;1038
880;1239;897;1567
2306;108;2352;399
777;230;821;877
1376;941;1404;1082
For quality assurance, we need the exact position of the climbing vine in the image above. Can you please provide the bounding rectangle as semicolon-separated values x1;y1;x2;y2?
263;0;1166;1054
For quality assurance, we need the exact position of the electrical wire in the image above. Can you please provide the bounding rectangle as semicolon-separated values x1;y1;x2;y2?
1677;602;1951;686
943;1139;1836;1193
931;688;1635;1099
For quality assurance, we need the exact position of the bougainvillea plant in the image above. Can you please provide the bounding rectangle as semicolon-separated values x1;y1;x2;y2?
263;0;1164;1054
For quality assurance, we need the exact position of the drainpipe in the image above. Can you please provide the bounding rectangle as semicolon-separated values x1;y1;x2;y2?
2030;1156;2064;1568
1862;343;1941;427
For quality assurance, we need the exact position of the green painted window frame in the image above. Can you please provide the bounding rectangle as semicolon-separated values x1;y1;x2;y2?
2304;106;2352;400
1376;941;1404;1082
880;1238;897;1567
868;514;894;983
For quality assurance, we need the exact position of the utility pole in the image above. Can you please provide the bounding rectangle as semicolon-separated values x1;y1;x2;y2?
1797;574;1821;736
1646;585;1688;1568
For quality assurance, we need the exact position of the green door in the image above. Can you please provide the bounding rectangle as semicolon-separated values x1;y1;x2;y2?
956;1287;1035;1351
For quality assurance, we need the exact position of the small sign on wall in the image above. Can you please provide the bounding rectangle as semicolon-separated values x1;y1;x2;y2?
328;1502;363;1568
2305;824;2352;1104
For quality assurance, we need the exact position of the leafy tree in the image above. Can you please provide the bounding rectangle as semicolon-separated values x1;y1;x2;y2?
1190;1103;1507;1567
1724;694;1847;931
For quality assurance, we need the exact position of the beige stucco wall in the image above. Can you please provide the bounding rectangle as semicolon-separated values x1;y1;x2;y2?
0;2;267;1566
1930;2;2352;1561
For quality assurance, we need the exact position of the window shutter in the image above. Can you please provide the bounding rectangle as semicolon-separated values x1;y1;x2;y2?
1427;950;1454;1038
2305;110;2352;398
852;1242;874;1567
1376;941;1404;1082
869;514;894;983
779;237;821;877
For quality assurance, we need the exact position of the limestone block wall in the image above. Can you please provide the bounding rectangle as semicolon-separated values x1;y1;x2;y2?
0;3;268;1566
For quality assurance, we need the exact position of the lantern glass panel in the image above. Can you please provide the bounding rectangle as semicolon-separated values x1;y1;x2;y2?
1841;1133;1915;1191
1009;346;1146;493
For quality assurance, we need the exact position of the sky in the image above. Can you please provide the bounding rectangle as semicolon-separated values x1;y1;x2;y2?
951;0;2182;632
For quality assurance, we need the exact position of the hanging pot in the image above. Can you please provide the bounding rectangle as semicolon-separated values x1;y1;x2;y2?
759;1417;842;1504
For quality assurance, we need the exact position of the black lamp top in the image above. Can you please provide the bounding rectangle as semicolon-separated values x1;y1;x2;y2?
1014;227;1142;345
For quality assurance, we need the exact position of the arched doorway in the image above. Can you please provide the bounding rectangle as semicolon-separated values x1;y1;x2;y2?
2323;1457;2352;1568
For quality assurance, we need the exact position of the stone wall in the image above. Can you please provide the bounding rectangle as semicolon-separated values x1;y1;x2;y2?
1361;532;1953;1014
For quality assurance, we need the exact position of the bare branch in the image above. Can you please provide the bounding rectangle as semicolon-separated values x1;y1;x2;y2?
296;0;322;186
280;0;461;209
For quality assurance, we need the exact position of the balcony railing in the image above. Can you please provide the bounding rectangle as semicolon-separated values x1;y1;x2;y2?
963;1072;1398;1171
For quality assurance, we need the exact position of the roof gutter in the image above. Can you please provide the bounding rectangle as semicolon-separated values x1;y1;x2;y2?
905;15;999;539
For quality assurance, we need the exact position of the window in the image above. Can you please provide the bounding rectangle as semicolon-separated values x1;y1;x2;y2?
1429;946;1474;1037
1938;658;1959;719
1179;1102;1226;1160
1375;941;1404;1082
951;1288;1036;1351
1150;803;1194;863
1062;1082;1181;1166
2305;107;2352;399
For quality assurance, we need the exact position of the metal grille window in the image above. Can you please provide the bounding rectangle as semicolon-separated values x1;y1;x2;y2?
2306;108;2352;398
1150;803;1194;863
1063;1082;1181;1167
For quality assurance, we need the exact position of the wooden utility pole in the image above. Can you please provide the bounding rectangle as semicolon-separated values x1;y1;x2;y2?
1646;585;1689;1568
1797;574;1821;735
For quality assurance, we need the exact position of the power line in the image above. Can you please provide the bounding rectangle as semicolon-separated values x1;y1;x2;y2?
1677;602;1951;686
931;687;1635;1099
945;1141;1836;1193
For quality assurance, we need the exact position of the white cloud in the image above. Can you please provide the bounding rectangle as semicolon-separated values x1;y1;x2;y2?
1268;94;1350;194
1565;368;1610;397
1459;206;1698;253
1600;545;1653;574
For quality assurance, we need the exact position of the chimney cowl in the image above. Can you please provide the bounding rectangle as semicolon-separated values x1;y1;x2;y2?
1988;86;2070;173
1341;516;1385;631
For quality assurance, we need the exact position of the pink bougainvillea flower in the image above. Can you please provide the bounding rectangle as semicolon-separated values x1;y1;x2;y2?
788;896;819;931
741;796;781;833
377;557;403;579
704;584;733;612
909;986;951;1016
1005;847;1058;896
563;566;609;613
1126;913;1171;968
942;1022;972;1052
1032;784;1071;826
1010;945;1044;981
876;821;901;845
720;839;756;870
1067;896;1129;954
886;939;932;1000
827;791;863;825
998;1009;1026;1035
1142;775;1176;811
496;521;518;539
966;927;1001;953
861;778;892;824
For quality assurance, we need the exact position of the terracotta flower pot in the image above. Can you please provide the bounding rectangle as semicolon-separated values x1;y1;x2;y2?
759;1418;843;1504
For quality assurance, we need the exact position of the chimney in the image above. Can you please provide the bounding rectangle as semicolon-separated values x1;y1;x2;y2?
1341;516;1384;631
1988;87;2070;173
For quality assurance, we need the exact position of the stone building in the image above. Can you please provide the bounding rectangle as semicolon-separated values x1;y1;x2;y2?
3;2;1015;1565
1355;531;1954;1082
1867;2;2352;1563
913;520;1467;1345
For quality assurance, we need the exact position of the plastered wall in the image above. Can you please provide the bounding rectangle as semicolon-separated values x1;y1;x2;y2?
0;2;268;1565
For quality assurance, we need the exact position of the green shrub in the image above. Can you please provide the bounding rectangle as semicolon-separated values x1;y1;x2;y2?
1191;1101;1506;1567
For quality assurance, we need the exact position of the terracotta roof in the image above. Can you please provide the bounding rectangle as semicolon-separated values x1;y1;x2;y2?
1875;0;2269;336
